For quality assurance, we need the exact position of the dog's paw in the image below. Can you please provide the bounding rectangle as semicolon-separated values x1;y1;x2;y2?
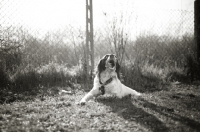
77;100;86;105
134;93;144;100
80;101;86;105
134;92;142;97
76;102;85;105
137;93;142;96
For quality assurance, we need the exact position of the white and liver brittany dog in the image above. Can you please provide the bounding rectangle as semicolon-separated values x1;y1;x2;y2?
80;54;141;105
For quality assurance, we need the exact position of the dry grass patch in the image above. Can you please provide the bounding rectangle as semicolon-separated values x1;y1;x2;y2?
1;83;200;131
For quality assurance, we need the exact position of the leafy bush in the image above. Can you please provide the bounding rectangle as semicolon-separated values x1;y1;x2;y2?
0;68;10;88
131;34;194;68
0;26;86;91
118;33;199;91
12;63;85;91
0;26;199;93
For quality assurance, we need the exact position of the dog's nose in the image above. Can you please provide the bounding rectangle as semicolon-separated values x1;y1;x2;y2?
108;59;115;67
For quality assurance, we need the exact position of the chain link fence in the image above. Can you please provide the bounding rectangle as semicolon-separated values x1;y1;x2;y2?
94;7;196;91
0;0;197;101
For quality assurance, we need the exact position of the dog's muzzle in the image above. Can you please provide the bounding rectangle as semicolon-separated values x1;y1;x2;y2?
106;56;116;69
108;60;115;68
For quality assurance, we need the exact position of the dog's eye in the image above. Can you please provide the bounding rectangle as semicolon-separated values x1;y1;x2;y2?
104;55;109;60
110;54;117;59
110;54;115;58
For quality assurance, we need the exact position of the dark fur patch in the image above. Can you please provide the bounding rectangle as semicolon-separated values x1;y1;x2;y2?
98;58;107;74
99;86;105;95
116;61;120;79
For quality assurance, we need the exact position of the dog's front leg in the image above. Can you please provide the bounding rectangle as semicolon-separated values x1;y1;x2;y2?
79;87;100;105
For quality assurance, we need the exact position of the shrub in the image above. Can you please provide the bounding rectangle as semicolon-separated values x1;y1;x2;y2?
12;62;85;91
0;68;10;88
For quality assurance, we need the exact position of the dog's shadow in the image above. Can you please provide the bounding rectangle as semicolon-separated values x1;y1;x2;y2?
96;95;169;132
96;95;200;132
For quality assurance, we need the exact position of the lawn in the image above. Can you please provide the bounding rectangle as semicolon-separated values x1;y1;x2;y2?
0;82;200;132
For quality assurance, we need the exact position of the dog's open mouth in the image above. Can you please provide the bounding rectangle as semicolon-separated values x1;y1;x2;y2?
106;60;116;69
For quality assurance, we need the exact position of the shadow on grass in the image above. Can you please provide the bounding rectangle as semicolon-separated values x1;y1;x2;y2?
141;98;200;132
97;95;200;132
96;96;169;132
0;86;60;104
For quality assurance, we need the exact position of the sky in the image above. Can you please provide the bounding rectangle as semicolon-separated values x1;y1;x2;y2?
0;0;195;37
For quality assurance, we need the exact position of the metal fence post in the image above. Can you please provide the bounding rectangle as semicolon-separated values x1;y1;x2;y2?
86;0;94;79
195;0;200;63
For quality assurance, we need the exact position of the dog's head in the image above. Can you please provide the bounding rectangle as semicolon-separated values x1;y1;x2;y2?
97;54;120;78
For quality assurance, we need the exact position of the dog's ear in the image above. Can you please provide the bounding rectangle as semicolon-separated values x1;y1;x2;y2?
116;60;120;79
97;58;106;75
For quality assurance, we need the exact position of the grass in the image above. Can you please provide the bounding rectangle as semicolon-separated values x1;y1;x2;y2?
0;82;200;132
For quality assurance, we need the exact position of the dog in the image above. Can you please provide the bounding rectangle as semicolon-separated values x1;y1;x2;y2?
79;54;141;105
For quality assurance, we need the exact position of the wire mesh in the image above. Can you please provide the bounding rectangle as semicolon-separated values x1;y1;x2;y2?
0;0;195;97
